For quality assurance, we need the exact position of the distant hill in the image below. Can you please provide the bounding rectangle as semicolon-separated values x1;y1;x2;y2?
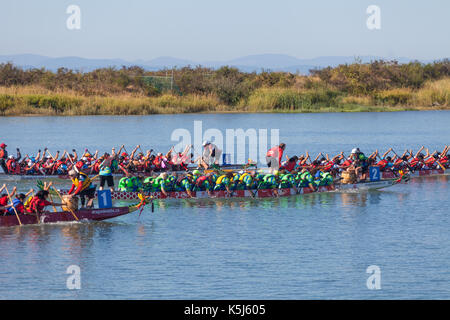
0;53;443;74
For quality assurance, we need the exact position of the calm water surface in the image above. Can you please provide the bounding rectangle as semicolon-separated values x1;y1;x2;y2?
0;111;449;299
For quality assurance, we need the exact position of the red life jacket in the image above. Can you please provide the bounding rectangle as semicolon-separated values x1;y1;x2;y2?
6;159;20;174
195;176;208;187
0;195;8;214
377;159;388;169
342;159;352;167
0;195;8;206
0;149;5;159
27;196;49;213
76;161;84;170
425;157;436;166
410;157;423;169
323;161;334;171
153;156;162;168
27;196;39;213
53;160;63;171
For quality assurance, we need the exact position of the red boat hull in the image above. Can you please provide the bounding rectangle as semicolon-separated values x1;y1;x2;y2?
0;206;136;228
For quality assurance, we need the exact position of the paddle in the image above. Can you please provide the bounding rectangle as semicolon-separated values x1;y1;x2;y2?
5;186;22;226
435;159;446;171
48;193;58;213
67;151;79;174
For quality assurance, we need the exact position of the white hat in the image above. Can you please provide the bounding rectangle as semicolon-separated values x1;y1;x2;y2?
351;148;358;154
202;140;210;147
68;169;77;176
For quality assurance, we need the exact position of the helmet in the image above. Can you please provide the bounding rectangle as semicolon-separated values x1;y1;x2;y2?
68;169;77;176
192;170;201;176
351;148;358;154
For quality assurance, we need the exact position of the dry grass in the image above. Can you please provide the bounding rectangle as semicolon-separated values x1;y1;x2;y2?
0;86;227;116
411;78;450;107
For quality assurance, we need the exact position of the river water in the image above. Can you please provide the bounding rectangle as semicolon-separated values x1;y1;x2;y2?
0;111;449;299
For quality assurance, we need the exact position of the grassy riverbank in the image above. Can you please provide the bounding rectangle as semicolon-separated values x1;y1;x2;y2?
0;60;449;116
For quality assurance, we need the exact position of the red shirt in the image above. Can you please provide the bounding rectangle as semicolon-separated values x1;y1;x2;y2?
283;160;297;172
266;146;283;165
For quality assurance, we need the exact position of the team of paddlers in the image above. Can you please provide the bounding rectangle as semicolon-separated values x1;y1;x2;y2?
0;141;448;215
1;142;448;177
0;142;225;176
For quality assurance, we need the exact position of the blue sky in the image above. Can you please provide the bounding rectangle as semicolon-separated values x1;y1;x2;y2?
0;0;448;61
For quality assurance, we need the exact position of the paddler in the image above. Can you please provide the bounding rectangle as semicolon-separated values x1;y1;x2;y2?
4;193;27;215
99;152;115;192
67;169;96;208
193;172;214;196
278;171;296;188
27;190;63;214
157;172;174;197
296;168;316;192
214;172;234;193
235;170;257;190
280;156;299;173
175;173;195;197
0;143;8;174
350;148;369;180
0;185;16;215
200;141;222;169
376;148;395;171
266;143;286;173
258;171;279;189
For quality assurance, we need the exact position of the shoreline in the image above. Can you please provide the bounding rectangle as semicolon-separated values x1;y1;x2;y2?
1;104;449;117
